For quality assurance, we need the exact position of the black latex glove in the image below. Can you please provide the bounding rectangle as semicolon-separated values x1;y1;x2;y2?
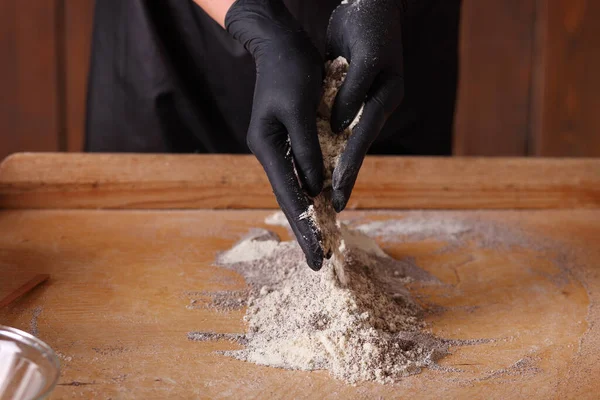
226;0;325;270
327;0;406;212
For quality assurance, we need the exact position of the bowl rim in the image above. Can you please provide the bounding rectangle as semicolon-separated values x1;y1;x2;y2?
0;325;60;400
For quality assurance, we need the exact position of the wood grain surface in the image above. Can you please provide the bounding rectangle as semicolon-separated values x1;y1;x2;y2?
0;209;598;399
0;153;599;210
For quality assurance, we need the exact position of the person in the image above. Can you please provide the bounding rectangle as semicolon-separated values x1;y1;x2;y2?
86;0;461;270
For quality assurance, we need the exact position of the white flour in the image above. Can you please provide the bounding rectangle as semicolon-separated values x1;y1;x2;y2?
215;226;447;384
217;231;279;264
358;218;472;240
263;211;290;227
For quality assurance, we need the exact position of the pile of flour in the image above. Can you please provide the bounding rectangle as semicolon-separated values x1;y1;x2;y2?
216;227;447;384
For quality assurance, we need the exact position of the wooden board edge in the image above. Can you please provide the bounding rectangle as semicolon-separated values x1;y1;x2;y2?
0;153;599;210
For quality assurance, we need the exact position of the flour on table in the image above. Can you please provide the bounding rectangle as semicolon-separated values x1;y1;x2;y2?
358;218;472;240
216;230;279;264
264;211;290;227
215;225;447;384
190;211;583;384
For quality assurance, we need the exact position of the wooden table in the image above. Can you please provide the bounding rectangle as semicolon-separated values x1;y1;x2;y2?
1;154;599;399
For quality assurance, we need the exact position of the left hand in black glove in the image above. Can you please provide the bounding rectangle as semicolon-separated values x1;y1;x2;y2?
326;0;406;212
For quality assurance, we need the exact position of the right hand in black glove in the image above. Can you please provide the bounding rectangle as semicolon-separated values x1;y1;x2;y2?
326;0;406;213
226;0;325;270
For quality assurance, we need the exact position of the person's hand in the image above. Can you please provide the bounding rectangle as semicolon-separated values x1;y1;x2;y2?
327;0;406;212
226;0;325;270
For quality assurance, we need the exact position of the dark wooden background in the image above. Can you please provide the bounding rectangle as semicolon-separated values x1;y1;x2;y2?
1;0;599;160
454;0;600;156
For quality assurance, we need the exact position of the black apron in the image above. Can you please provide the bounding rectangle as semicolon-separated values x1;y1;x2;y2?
86;0;460;155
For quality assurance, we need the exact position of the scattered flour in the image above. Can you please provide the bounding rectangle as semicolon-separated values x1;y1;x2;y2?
30;306;42;337
188;211;585;385
264;211;290;227
185;290;248;312
187;332;246;344
217;229;279;264
358;218;471;240
213;226;447;384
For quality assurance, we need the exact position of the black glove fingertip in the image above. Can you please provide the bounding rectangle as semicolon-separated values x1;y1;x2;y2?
306;251;324;271
331;101;355;134
332;189;349;213
300;165;324;198
294;218;325;271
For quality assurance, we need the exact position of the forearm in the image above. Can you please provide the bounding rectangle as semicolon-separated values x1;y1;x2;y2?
193;0;236;27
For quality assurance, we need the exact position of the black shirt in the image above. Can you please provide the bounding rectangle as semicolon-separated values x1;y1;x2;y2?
86;0;461;155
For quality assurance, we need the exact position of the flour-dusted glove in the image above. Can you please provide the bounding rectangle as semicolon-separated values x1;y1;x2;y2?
226;0;325;270
327;0;407;212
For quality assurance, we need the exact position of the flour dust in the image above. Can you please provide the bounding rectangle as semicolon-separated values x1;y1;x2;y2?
211;226;447;384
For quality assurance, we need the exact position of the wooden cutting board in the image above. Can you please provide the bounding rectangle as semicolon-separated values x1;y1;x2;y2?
0;154;599;399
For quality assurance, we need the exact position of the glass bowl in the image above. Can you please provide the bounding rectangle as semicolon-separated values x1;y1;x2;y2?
0;326;60;400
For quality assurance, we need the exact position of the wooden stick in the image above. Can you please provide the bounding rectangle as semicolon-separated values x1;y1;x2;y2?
0;274;49;308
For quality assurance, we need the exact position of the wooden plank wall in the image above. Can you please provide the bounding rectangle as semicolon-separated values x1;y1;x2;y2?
455;0;600;157
529;0;600;156
0;0;63;160
64;0;94;152
454;0;536;156
0;0;598;160
0;0;93;161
